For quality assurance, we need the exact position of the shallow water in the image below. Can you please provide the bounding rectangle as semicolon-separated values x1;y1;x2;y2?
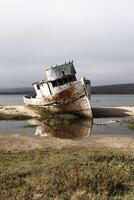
93;118;134;137
0;120;35;135
0;94;134;107
0;94;24;105
91;94;134;107
0;117;133;138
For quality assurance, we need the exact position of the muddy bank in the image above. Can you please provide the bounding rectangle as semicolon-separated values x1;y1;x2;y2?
0;105;134;119
0;105;39;119
0;134;134;151
93;106;134;117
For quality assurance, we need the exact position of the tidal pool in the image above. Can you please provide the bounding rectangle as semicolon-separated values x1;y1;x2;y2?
0;117;133;138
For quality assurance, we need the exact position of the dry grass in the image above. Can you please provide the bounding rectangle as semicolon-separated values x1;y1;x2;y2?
0;147;134;200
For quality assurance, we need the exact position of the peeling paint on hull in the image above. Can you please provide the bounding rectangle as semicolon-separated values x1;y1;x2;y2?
48;96;92;118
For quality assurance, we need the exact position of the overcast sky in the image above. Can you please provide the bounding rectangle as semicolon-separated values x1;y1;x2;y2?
0;0;134;87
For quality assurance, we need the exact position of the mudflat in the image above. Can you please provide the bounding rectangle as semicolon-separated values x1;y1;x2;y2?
0;134;134;151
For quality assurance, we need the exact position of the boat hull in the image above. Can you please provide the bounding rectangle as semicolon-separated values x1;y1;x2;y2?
47;95;92;118
23;78;92;118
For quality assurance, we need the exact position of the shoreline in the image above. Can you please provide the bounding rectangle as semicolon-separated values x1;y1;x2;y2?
0;134;134;151
0;105;134;120
93;106;134;117
0;105;39;119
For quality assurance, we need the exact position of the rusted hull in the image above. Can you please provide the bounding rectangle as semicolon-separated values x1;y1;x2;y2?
24;79;92;118
47;95;92;118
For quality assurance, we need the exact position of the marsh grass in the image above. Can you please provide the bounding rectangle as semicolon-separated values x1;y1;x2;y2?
0;148;134;200
122;117;134;130
23;124;38;128
29;105;81;122
0;113;32;120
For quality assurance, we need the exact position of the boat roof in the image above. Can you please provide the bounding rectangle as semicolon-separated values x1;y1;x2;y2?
46;61;74;71
32;79;51;85
32;61;74;85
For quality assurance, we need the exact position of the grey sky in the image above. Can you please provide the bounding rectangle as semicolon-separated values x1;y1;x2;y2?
0;0;134;87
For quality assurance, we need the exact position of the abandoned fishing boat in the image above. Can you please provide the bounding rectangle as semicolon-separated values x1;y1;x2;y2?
23;61;92;118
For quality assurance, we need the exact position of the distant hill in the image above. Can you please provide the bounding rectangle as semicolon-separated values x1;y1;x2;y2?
0;87;34;95
91;83;134;94
0;83;134;94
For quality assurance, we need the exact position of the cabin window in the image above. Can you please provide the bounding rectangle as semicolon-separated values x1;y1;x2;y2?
36;84;40;90
52;75;76;88
52;80;58;87
68;75;76;83
62;71;65;76
63;77;68;84
68;76;72;82
57;79;63;85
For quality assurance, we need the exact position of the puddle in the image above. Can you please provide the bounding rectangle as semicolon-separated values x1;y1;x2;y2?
0;120;35;135
93;117;134;136
0;117;133;138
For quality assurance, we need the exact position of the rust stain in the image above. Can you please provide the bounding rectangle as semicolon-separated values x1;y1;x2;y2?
54;85;75;101
41;84;84;105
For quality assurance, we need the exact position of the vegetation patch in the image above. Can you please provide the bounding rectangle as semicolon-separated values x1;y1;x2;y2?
122;117;134;130
0;148;134;200
28;105;82;122
23;124;38;128
0;113;32;120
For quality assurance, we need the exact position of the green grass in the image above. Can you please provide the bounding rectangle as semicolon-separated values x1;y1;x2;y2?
23;124;38;128
122;117;134;130
0;148;134;200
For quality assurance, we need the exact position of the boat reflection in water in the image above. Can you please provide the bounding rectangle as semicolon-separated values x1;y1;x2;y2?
29;118;93;139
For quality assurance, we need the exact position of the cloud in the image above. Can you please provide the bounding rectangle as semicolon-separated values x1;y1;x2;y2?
0;0;134;87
